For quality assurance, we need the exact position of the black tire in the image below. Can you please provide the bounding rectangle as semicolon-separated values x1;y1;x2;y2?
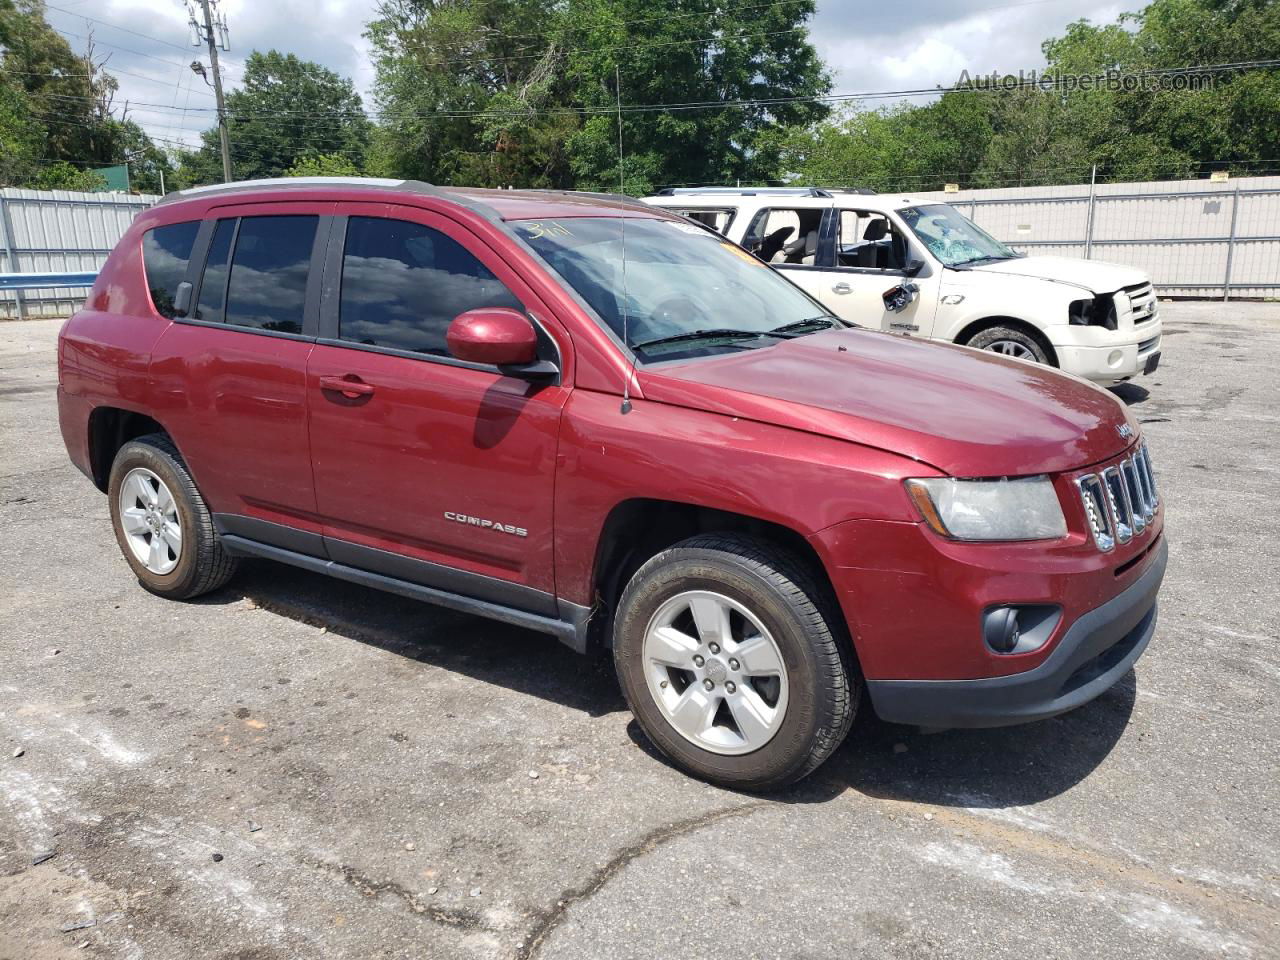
107;433;237;600
613;533;858;791
966;324;1052;365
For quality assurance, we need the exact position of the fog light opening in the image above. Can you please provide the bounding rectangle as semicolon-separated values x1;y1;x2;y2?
982;605;1062;655
1107;349;1124;368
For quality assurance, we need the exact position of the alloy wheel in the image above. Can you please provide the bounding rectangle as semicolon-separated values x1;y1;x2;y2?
986;339;1037;360
642;590;789;755
118;467;182;575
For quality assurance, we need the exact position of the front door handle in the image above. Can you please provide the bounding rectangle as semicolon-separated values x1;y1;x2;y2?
319;375;374;399
831;282;852;294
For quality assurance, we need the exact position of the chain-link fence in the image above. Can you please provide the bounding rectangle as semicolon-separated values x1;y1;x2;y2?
914;175;1280;300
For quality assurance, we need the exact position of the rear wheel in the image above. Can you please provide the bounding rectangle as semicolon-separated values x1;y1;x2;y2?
967;324;1051;365
613;534;857;791
107;434;237;599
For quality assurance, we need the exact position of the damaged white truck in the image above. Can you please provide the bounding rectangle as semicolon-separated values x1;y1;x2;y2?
643;187;1162;386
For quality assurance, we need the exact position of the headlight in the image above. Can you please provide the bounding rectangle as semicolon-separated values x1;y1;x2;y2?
905;476;1067;541
1068;294;1118;330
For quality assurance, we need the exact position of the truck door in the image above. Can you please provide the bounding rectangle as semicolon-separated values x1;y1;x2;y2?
799;209;940;338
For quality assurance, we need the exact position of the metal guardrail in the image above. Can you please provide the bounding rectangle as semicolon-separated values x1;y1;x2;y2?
0;271;98;291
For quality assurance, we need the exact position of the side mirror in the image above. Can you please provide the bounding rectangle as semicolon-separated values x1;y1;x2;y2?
905;258;925;278
447;307;538;366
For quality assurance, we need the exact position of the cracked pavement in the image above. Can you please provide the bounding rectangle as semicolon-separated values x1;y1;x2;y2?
2;302;1278;959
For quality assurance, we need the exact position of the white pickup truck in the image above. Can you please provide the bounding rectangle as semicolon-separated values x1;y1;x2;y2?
641;187;1162;385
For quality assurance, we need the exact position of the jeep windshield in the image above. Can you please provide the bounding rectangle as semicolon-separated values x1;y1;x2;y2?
898;203;1020;268
515;216;842;361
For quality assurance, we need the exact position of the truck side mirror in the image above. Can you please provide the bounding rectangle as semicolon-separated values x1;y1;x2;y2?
905;258;925;278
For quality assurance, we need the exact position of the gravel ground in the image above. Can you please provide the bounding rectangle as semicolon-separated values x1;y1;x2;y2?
2;301;1277;960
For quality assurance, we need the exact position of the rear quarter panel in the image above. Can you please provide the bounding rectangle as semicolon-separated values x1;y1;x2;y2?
58;220;173;477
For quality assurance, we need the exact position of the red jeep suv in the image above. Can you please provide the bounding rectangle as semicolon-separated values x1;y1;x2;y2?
57;178;1166;790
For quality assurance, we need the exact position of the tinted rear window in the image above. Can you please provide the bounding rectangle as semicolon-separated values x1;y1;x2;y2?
141;221;199;318
225;216;317;334
194;219;234;324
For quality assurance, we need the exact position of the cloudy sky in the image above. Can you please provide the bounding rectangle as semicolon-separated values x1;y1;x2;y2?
43;0;1131;155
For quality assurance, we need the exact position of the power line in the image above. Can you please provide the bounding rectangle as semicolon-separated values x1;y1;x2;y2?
5;67;216;97
44;2;193;52
53;27;207;71
35;58;1276;122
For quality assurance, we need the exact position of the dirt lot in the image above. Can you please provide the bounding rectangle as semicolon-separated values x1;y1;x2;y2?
2;301;1277;960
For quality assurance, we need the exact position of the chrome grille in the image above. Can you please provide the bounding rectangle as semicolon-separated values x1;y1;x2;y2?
1123;282;1158;325
1077;443;1159;551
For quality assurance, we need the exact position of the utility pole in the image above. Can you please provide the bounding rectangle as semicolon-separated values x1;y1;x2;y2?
190;0;232;182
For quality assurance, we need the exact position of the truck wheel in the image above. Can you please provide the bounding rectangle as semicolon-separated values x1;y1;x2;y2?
107;433;237;600
967;325;1051;364
613;534;857;791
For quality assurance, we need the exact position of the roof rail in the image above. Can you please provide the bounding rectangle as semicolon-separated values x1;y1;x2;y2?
156;176;418;205
653;185;878;198
655;186;834;198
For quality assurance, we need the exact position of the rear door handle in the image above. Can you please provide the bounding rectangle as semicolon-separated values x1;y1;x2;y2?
318;375;374;399
831;282;852;294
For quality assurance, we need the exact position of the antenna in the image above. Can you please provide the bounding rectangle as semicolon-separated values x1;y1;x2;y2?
616;63;636;415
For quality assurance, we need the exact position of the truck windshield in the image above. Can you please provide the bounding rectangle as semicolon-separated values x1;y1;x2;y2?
898;203;1019;267
515;216;840;361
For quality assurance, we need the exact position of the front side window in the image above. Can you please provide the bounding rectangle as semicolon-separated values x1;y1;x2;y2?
141;220;199;318
898;203;1018;267
338;216;522;356
518;216;842;363
836;210;907;271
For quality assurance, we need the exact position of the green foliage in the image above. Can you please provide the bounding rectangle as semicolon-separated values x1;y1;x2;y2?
179;50;372;185
781;0;1280;189
366;0;830;193
0;0;176;191
29;161;106;191
285;152;362;177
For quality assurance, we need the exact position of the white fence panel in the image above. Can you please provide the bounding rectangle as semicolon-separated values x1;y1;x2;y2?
915;175;1280;299
0;188;158;319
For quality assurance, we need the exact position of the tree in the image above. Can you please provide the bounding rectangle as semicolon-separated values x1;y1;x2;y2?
1;0;175;189
181;50;371;184
773;91;993;191
29;161;106;191
286;151;361;177
365;0;831;193
776;0;1280;190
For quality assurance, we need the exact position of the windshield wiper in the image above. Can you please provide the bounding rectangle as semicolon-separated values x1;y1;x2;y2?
770;316;840;337
631;328;770;351
950;254;1014;268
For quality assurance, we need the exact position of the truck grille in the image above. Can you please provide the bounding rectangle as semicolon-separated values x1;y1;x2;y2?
1123;282;1158;325
1076;444;1159;551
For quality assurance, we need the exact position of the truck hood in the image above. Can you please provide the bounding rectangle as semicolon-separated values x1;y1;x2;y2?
964;256;1148;294
639;329;1138;477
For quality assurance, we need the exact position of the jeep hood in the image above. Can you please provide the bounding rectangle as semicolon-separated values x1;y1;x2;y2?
639;329;1138;477
964;255;1148;294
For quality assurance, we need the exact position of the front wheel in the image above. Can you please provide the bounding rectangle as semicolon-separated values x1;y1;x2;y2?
966;324;1052;365
613;534;857;791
